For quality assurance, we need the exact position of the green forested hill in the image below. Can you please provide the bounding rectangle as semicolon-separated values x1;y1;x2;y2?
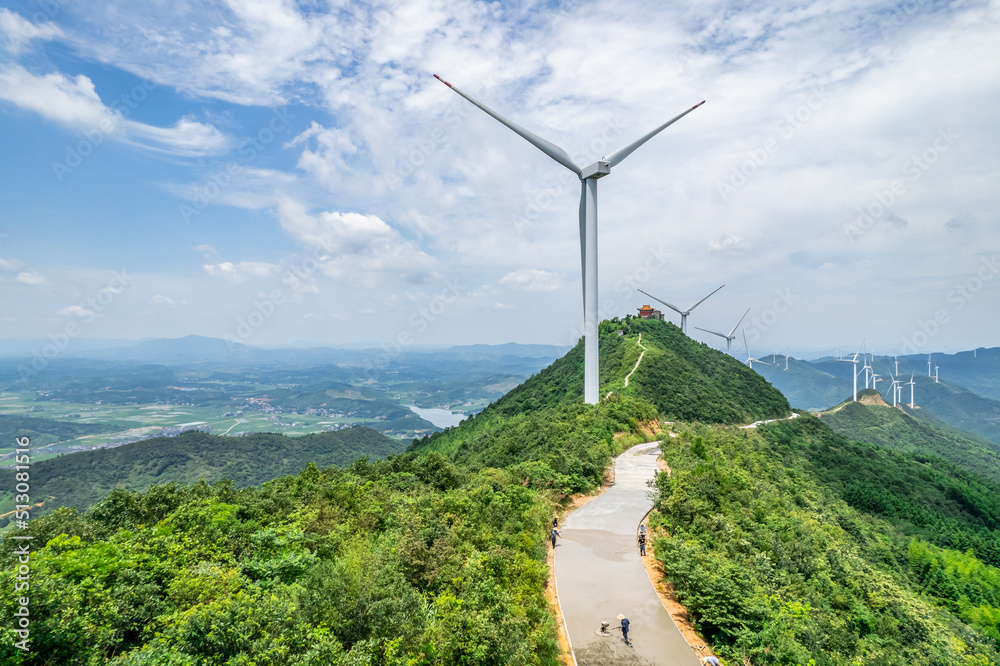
6;323;1000;665
653;416;1000;664
0;426;404;518
819;396;1000;484
408;318;790;490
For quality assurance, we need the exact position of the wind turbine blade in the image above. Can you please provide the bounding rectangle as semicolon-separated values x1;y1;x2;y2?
605;101;706;167
694;326;727;339
637;289;683;315
742;328;751;361
727;307;751;337
578;181;586;315
685;284;725;312
852;338;865;362
433;75;582;175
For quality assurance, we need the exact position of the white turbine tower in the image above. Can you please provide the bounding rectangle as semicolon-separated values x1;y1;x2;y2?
836;340;864;402
742;329;770;370
907;374;916;408
433;75;705;405
886;373;900;407
862;352;873;389
638;286;725;335
935;365;940;383
927;354;932;377
694;306;751;355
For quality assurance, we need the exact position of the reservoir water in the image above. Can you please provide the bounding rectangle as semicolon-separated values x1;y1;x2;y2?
407;405;467;429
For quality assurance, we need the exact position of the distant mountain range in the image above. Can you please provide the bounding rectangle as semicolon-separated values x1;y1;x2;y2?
0;334;570;365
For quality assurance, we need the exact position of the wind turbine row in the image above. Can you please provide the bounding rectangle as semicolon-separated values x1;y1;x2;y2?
434;75;705;405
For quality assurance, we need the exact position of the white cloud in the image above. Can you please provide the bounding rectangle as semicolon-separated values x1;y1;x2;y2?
0;64;229;157
124;116;231;156
0;64;109;127
151;294;177;306
276;197;440;285
288;122;359;187
0;258;22;272
0;9;62;54
708;235;750;254
203;260;278;284
59;305;94;318
498;268;563;293
16;269;45;285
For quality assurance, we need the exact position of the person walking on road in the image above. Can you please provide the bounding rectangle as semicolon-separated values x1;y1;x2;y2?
617;614;631;647
637;530;647;556
550;526;560;549
702;657;721;666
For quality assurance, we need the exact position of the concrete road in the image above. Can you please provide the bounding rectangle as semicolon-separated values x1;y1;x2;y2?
554;442;700;666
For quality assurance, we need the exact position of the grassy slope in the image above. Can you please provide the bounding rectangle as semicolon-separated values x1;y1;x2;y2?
820;399;1000;485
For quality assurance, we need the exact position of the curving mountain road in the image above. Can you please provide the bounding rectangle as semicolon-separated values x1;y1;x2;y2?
553;441;700;666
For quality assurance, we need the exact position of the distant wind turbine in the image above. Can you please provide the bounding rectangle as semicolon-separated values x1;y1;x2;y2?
907;374;915;408
836;339;864;402
694;306;750;354
639;285;724;335
935;365;939;383
927;354;932;377
742;329;770;370
886;372;900;407
433;75;706;405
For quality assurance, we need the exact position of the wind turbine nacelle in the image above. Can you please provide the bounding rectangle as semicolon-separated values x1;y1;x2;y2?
581;160;611;180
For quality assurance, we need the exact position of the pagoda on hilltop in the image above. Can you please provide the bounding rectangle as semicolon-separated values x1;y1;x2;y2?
637;304;663;320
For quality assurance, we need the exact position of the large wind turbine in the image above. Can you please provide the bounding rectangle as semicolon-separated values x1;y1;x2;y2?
694;306;751;354
638;285;724;335
433;75;705;405
836;339;864;402
742;329;770;370
907;374;915;408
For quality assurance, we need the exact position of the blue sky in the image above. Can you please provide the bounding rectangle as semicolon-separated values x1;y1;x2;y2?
1;0;998;358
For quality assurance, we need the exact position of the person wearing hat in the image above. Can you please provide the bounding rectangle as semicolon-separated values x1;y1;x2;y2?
617;614;631;646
